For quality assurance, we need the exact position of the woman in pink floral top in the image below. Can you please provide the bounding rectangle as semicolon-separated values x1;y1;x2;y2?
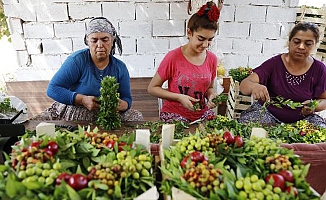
147;1;222;123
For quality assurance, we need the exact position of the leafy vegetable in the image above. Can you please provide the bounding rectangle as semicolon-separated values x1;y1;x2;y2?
228;66;253;82
212;94;228;105
96;76;121;130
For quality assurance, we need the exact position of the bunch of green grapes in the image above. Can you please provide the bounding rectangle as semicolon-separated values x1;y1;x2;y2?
18;161;62;186
235;174;280;200
175;135;211;154
115;150;153;178
244;136;281;156
182;162;224;195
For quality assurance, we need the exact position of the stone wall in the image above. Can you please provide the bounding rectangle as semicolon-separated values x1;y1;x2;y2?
2;0;300;80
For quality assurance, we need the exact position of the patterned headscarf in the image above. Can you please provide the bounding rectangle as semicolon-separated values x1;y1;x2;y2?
85;17;122;55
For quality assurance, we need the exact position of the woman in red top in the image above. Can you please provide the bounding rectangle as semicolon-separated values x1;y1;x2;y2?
147;1;222;123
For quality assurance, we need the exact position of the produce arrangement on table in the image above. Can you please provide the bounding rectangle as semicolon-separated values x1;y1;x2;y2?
0;126;155;200
160;130;319;199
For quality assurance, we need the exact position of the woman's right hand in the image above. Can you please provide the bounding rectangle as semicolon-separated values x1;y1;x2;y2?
251;84;270;102
81;96;100;111
178;94;200;111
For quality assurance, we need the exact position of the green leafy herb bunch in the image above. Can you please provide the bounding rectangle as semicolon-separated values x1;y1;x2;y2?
228;66;253;82
96;76;121;130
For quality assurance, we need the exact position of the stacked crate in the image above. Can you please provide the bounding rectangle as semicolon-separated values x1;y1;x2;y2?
296;5;326;62
226;77;254;120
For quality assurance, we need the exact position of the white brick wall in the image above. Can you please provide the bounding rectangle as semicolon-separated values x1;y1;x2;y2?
3;0;306;80
235;5;267;22
137;38;169;54
103;2;135;21
250;23;282;40
69;3;102;20
23;23;55;39
42;39;73;54
54;22;85;38
153;20;185;36
136;3;169;20
35;2;69;22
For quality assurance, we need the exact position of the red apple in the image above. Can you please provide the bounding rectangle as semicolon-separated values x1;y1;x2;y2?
234;135;244;148
190;151;206;162
223;131;235;145
266;174;285;191
278;170;294;183
286;186;298;197
180;156;190;168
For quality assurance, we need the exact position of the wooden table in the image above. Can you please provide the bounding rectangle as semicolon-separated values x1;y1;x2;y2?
23;120;149;136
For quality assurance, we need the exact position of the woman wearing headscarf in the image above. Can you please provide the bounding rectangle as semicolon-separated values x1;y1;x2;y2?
35;17;143;121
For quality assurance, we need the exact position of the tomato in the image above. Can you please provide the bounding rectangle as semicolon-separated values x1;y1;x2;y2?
106;140;115;149
68;174;88;191
278;170;294;183
180;156;190;168
234;135;244;148
266;174;285;191
190;151;206;162
46;141;59;155
56;172;71;185
223;131;235;145
285;186;298;197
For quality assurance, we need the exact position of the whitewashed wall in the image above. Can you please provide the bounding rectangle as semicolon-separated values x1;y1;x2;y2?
2;0;301;81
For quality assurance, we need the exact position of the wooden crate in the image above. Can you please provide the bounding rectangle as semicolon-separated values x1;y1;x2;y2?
226;77;254;120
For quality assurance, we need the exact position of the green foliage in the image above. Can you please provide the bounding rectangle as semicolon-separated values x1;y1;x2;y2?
212;93;228;105
0;2;11;41
228;66;253;82
0;97;18;113
96;76;121;130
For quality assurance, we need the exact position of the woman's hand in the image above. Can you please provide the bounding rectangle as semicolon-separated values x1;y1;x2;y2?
207;93;218;109
118;99;128;111
178;94;200;111
81;96;100;111
251;84;270;102
301;100;315;116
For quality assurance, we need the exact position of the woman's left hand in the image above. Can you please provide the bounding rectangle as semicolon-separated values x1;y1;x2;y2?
301;100;315;116
118;99;128;111
207;93;218;109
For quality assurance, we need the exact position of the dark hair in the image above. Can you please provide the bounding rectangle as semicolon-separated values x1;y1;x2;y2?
187;1;219;32
289;22;320;43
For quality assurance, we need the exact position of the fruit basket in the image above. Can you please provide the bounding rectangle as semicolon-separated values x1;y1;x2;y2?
159;124;320;200
0;126;158;199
